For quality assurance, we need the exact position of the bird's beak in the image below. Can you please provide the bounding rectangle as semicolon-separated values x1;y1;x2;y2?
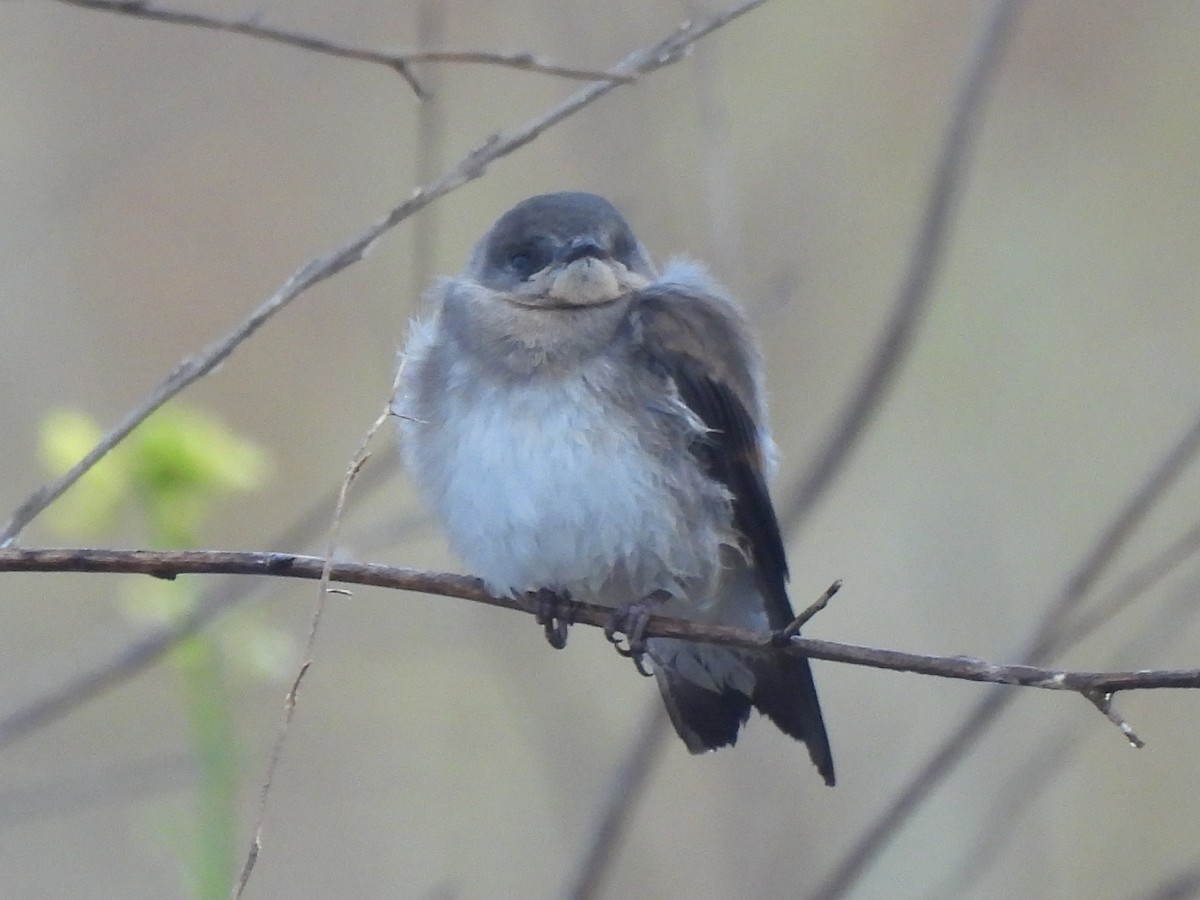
560;236;610;265
546;239;624;307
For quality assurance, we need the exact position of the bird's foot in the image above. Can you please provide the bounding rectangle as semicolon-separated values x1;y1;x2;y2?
529;588;573;649
604;590;671;677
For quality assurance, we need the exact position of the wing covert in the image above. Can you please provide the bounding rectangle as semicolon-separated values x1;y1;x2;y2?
627;279;793;628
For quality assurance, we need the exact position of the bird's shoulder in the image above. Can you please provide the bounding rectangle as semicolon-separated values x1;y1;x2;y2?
622;262;792;620
622;260;763;418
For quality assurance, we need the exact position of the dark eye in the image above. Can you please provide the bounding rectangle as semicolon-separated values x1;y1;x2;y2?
505;244;547;279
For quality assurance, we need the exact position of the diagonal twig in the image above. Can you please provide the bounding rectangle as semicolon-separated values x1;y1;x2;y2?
230;372;400;898
779;0;1025;534
0;455;397;752
1082;689;1144;748
556;704;672;900
564;0;1027;895
0;0;768;550
47;0;639;97
810;398;1200;900
921;530;1200;900
1129;860;1200;900
1060;517;1200;650
50;0;426;95
558;8;759;891
381;49;634;85
918;734;1075;900
410;0;447;305
777;579;842;641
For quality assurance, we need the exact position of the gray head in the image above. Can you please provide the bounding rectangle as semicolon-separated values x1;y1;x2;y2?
467;192;655;307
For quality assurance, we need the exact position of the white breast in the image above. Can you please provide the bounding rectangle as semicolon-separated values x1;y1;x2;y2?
400;357;726;606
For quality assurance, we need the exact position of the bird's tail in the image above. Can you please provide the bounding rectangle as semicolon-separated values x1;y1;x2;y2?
651;639;835;786
751;651;834;785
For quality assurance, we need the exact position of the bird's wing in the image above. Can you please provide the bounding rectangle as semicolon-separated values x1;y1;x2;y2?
627;272;793;629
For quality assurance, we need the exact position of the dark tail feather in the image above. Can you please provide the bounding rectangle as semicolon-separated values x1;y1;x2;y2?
651;641;834;784
753;653;835;786
654;665;752;753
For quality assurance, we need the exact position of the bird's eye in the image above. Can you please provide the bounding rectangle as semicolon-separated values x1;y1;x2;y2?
505;244;546;279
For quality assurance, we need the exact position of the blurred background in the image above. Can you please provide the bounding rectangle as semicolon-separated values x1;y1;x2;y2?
2;1;1200;898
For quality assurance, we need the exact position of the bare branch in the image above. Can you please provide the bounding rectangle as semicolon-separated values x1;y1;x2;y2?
1131;861;1200;900
48;0;638;96
0;456;397;752
392;50;634;84
0;0;768;549
1033;430;1200;662
561;15;776;893
557;703;671;900
410;0;446;305
779;0;1025;534
48;0;428;95
1;548;1197;697
0;751;194;826
810;400;1200;900
777;579;842;641
1039;515;1200;662
231;375;403;897
1082;690;1144;748
921;541;1200;900
918;734;1075;900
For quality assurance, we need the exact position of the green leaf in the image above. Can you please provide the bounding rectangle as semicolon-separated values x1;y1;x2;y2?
38;409;130;537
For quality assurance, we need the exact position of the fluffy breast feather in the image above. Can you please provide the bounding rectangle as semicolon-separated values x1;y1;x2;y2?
397;331;735;607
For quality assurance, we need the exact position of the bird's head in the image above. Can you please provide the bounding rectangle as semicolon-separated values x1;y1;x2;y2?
467;192;655;309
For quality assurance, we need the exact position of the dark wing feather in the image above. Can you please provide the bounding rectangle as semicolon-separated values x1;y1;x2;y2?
627;287;794;629
628;282;836;784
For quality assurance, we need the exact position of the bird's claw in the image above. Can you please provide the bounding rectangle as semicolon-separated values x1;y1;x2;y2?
530;588;573;649
605;594;668;677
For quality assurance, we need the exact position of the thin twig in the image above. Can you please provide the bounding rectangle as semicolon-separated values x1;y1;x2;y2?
919;734;1075;900
921;544;1200;900
0;456;397;752
2;548;1198;698
50;0;427;95
560;14;759;893
557;704;671;900
1045;515;1200;667
386;50;634;84
410;0;446;307
1032;428;1200;661
779;0;1024;534
0;751;195;827
0;0;767;549
230;381;399;898
778;579;842;641
48;0;640;96
1082;690;1144;749
809;399;1200;900
1130;861;1200;900
687;0;743;284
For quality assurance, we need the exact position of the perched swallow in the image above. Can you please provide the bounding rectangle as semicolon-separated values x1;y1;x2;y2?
396;191;833;784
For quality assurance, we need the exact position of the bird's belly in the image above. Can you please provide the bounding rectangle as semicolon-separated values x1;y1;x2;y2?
416;378;726;604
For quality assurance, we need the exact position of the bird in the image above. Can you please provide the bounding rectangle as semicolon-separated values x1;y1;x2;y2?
395;191;833;784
